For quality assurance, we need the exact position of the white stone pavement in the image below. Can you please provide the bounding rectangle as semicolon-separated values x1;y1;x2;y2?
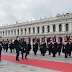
0;49;72;72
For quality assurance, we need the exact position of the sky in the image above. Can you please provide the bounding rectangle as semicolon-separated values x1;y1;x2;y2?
0;0;72;26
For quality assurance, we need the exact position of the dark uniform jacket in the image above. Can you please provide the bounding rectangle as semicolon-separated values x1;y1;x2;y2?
52;41;58;54
14;40;21;51
40;42;46;54
63;41;71;54
33;42;38;52
0;41;3;54
26;42;31;53
22;41;27;53
57;41;62;52
10;42;14;49
48;42;53;52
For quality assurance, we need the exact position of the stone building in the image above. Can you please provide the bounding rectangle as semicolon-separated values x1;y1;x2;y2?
0;13;72;45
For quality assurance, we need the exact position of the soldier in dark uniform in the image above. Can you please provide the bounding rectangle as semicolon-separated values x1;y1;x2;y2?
33;39;38;55
26;38;31;55
52;36;58;57
57;37;62;56
63;36;71;58
21;39;28;59
69;38;72;56
5;41;8;52
9;39;14;53
48;38;53;55
19;39;23;53
14;36;21;61
0;36;3;61
40;38;46;56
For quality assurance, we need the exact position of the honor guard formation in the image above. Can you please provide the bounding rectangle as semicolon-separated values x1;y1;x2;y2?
0;35;72;61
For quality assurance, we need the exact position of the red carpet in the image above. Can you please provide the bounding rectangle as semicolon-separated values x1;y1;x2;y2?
1;54;72;72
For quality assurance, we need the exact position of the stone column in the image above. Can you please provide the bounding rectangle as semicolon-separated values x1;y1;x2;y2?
26;27;29;35
44;25;47;34
40;25;42;34
19;29;21;35
2;31;3;37
31;27;33;34
35;26;37;34
10;30;11;36
69;23;72;32
23;28;25;35
56;24;59;33
62;23;65;33
50;24;53;33
7;30;8;36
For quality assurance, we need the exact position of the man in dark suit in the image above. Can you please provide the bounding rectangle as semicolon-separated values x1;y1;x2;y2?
0;36;3;61
14;36;20;61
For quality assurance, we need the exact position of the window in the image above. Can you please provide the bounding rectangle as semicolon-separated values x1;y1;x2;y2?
59;24;62;31
37;27;39;33
66;24;68;31
42;26;44;33
29;28;30;34
25;28;26;34
11;30;13;35
48;26;50;32
33;27;35;33
53;25;55;32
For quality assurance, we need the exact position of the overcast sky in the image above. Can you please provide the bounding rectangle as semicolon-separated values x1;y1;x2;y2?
0;0;72;26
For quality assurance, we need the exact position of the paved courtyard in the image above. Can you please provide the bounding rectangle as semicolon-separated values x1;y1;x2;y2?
0;49;72;72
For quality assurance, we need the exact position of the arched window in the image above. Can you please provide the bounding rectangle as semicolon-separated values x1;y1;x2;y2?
25;28;26;34
42;26;44;33
29;28;30;34
59;24;62;31
53;25;55;32
21;29;23;35
18;29;19;35
48;26;50;32
66;24;68;31
33;27;35;33
37;27;39;33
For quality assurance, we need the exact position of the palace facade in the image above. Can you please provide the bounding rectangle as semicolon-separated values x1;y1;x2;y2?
0;13;72;45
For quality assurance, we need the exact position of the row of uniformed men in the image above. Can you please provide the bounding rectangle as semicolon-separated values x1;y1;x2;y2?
1;35;72;61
